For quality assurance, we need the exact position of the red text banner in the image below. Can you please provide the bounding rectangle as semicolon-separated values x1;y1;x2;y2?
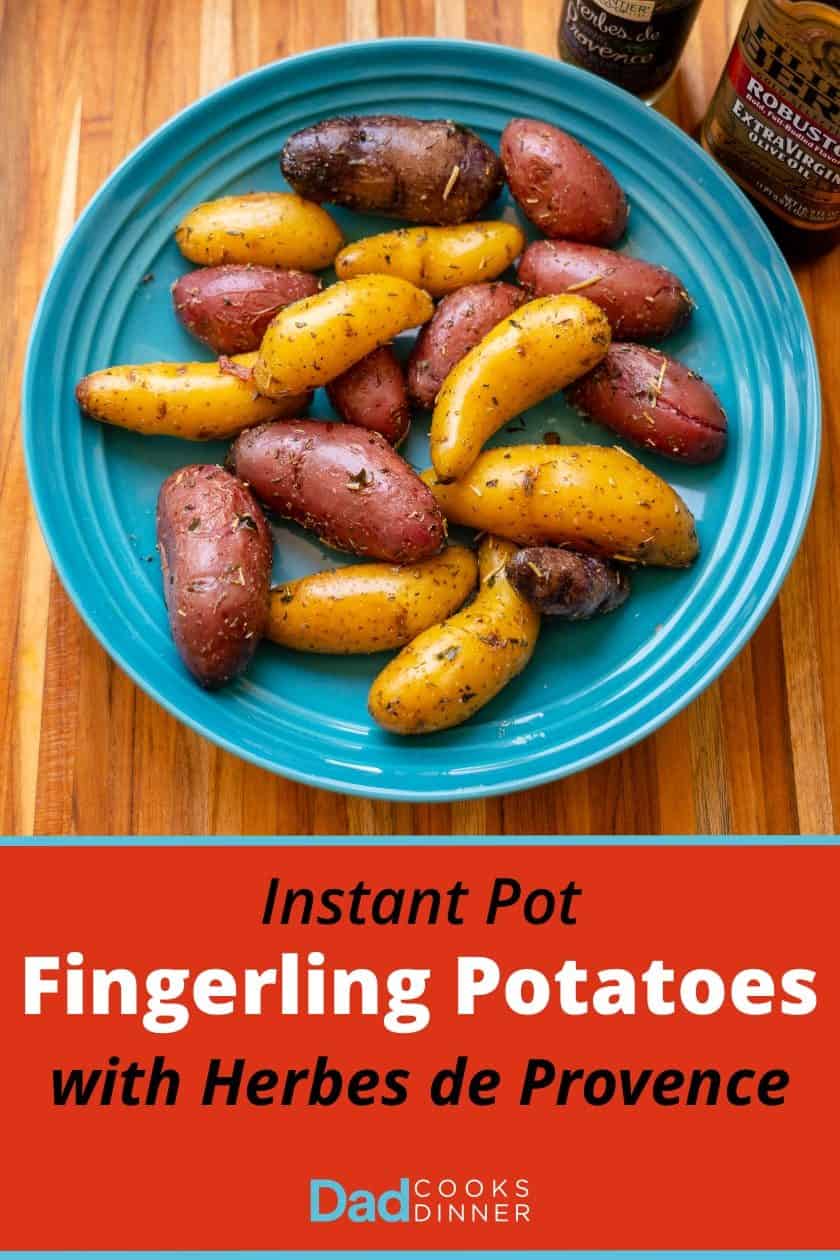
1;844;836;1249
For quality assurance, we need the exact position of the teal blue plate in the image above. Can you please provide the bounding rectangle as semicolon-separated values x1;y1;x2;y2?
23;39;820;801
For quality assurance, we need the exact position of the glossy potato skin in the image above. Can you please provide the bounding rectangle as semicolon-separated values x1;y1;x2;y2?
268;547;477;653
75;353;311;440
253;275;434;398
501;118;628;245
369;535;540;734
172;265;320;354
156;465;272;688
228;420;446;563
568;344;727;464
408;281;525;408
507;547;630;618
280;115;504;225
326;346;411;446
334;222;524;297
519;241;692;342
422;445;699;568
175;193;343;270
430;294;611;480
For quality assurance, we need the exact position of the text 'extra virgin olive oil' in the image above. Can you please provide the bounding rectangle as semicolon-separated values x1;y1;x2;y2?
557;0;704;102
702;0;840;247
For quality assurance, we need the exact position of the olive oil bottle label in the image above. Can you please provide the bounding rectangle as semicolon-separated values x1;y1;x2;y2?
703;0;840;230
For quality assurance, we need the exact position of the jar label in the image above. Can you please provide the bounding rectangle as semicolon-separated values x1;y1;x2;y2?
560;0;701;96
598;0;657;20
704;1;840;228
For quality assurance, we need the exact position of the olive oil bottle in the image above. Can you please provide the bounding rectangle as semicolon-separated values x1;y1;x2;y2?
702;0;840;250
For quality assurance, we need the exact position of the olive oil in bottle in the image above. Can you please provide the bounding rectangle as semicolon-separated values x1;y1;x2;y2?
557;0;704;102
702;0;840;249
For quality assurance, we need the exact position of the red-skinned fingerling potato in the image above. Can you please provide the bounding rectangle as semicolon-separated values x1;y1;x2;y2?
228;420;446;562
156;464;272;688
501;118;628;245
172;264;320;354
326;346;411;445
568;343;727;463
518;240;692;342
407;282;525;409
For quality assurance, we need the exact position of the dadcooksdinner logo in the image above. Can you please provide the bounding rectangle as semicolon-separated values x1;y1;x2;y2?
309;1175;532;1224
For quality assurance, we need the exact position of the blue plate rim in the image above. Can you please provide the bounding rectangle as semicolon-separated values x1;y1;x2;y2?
22;37;822;803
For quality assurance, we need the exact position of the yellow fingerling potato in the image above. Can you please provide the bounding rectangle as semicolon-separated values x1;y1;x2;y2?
334;222;525;297
75;353;309;440
430;294;611;479
368;535;540;734
175;193;343;270
422;445;698;568
254;275;434;398
268;547;478;654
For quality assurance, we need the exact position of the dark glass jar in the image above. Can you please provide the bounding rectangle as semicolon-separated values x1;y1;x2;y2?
557;0;704;102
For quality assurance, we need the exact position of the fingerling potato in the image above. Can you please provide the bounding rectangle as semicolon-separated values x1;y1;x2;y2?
422;445;698;567
228;420;446;563
408;281;525;408
268;546;477;653
568;343;727;463
507;547;629;618
172;264;320;354
519;241;692;342
369;535;540;734
501;118;628;245
326;346;411;446
430;294;611;480
157;464;272;687
253;275;433;399
281;115;503;225
75;353;311;440
334;222;524;297
175;192;343;270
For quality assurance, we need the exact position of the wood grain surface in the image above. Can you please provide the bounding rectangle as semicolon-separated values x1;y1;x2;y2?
1;0;837;837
